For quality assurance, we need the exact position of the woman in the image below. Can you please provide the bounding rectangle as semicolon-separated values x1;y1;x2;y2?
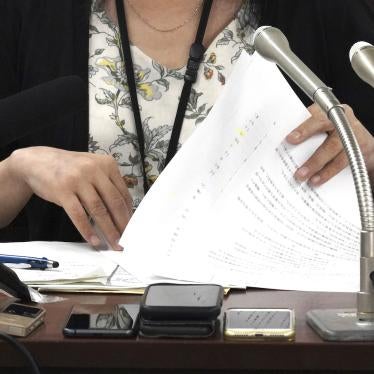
0;0;373;247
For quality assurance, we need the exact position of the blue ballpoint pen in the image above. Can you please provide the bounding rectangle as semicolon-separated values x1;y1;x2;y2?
0;254;59;270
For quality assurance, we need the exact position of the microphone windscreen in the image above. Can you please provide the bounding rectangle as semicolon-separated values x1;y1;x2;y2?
0;76;87;147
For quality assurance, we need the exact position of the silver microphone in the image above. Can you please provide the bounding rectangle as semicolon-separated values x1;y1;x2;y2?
254;25;374;339
253;25;339;113
350;41;374;88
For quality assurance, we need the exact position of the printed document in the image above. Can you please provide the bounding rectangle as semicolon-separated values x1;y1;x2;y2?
0;241;146;292
118;51;360;292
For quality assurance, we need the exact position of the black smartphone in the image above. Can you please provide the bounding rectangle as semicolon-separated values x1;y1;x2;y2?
63;304;139;338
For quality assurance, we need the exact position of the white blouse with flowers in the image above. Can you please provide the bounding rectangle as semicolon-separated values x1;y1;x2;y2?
89;0;255;207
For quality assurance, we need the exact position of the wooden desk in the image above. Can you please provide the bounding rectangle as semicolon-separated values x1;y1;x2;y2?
0;289;373;373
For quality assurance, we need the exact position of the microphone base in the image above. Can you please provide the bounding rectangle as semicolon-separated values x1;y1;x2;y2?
307;309;374;341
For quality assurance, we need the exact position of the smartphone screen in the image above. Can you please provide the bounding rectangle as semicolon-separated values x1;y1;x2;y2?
63;304;139;337
224;308;295;340
3;303;44;318
144;284;222;307
226;309;292;329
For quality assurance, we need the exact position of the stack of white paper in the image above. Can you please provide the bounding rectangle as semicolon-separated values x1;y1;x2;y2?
0;241;146;293
117;52;361;292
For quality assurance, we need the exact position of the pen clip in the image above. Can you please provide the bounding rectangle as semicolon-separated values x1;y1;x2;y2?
25;259;48;269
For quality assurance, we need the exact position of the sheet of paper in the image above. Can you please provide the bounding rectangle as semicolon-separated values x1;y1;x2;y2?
30;284;146;294
0;241;116;283
0;241;145;289
118;51;360;292
0;240;194;292
100;249;210;285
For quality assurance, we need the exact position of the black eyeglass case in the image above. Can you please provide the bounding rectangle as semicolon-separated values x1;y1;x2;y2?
139;283;224;338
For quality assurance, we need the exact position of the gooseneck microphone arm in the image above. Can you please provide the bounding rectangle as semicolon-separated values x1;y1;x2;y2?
254;26;374;322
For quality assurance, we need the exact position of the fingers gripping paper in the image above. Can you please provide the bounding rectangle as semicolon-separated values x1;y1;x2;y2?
118;52;360;292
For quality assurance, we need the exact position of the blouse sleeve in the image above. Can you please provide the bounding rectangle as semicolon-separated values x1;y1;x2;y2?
0;1;28;241
0;0;20;100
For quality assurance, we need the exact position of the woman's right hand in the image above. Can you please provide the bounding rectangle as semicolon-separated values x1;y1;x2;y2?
9;146;133;250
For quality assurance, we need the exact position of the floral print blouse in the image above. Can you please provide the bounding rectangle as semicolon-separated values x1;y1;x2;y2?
89;0;255;207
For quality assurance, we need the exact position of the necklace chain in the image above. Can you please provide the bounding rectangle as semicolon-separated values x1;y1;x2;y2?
126;0;203;33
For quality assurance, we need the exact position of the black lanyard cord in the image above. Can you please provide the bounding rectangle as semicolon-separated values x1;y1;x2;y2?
116;0;149;193
165;0;213;165
116;0;213;193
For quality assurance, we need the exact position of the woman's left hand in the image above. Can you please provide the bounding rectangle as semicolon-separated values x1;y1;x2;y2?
286;103;374;186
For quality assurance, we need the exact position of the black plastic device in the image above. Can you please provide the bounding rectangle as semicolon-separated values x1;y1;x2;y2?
139;283;224;338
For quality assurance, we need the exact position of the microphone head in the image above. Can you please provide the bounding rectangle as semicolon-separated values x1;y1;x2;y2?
253;26;290;63
349;41;374;88
349;41;373;62
253;25;273;42
253;25;327;101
